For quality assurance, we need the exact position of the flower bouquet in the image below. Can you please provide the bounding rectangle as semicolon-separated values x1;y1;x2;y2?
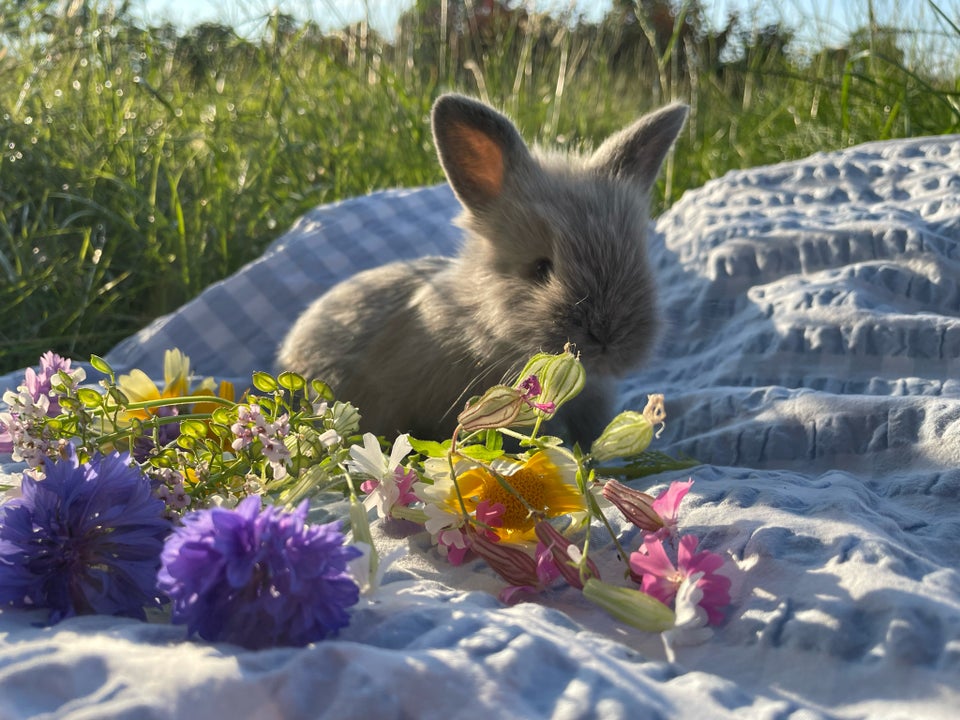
0;347;727;656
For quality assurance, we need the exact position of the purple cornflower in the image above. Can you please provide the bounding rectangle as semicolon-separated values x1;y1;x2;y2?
157;496;362;649
0;447;170;623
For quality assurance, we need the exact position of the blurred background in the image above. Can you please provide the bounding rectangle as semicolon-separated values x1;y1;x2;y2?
1;0;958;372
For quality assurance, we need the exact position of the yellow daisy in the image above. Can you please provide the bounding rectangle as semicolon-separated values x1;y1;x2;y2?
453;450;586;543
117;349;196;421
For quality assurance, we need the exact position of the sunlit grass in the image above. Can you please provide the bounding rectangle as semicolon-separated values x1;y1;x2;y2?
1;0;957;372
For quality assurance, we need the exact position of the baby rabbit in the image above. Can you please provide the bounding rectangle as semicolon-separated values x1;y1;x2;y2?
277;93;687;444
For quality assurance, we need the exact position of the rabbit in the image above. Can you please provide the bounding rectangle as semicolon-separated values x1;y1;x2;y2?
276;93;688;445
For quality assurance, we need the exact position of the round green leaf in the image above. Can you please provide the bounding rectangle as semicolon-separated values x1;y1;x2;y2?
277;371;306;392
76;387;104;408
251;371;278;393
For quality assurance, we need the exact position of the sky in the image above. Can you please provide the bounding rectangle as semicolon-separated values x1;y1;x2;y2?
128;0;958;57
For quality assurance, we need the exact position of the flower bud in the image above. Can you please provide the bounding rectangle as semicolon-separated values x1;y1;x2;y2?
534;521;600;589
582;578;676;633
467;528;539;588
600;479;663;533
457;385;525;432
512;346;586;424
590;411;654;463
348;496;378;588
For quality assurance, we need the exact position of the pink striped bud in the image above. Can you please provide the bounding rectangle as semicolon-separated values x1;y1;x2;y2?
534;521;600;590
601;479;664;533
467;528;538;588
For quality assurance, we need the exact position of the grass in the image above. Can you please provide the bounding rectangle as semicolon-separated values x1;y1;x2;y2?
1;0;958;373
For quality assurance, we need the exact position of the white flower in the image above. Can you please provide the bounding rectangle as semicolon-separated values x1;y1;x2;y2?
661;572;714;662
348;433;415;519
423;500;462;536
348;432;412;480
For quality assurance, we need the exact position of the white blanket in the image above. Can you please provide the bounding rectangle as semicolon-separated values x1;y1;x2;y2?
2;135;959;719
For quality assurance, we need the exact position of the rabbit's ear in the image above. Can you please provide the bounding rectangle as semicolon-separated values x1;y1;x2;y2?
588;103;689;196
432;94;531;211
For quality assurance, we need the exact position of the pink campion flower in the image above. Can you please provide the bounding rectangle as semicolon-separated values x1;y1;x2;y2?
651;479;694;539
517;375;556;414
498;540;566;604
437;526;470;565
601;479;693;537
534;541;562;586
474;500;504;540
629;534;731;626
534;520;601;590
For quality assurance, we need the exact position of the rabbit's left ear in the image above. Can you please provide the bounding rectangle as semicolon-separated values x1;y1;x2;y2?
588;103;689;196
432;94;532;211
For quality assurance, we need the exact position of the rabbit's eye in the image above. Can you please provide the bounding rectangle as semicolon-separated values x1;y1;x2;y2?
533;258;553;283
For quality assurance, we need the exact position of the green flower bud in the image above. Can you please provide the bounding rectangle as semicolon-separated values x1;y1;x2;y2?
590;410;654;463
458;385;525;432
512;346;586;423
582;578;676;633
348;496;378;588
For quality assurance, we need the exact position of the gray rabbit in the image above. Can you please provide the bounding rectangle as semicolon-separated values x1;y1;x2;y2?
276;94;687;444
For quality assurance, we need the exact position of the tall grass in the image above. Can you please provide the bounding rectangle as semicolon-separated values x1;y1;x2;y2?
1;0;958;373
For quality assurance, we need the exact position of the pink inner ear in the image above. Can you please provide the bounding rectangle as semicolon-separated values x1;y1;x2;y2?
450;123;504;199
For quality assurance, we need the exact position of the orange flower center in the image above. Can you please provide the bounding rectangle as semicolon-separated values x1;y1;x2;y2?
454;451;585;541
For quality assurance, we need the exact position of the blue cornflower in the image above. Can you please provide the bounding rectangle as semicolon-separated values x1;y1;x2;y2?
0;447;171;623
157;496;362;649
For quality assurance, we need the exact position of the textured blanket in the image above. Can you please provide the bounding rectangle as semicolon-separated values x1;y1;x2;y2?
2;135;959;720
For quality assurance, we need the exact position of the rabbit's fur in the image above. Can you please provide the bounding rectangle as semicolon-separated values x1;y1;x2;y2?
277;94;687;444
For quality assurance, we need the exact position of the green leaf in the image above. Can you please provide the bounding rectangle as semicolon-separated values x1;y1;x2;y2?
251;371;278;393
277;371;306;392
58;396;80;412
310;379;335;402
457;444;505;462
596;451;700;479
76;387;103;408
176;434;198;451
484;429;503;453
408;437;450;457
257;396;277;414
211;407;235;426
179;419;208;438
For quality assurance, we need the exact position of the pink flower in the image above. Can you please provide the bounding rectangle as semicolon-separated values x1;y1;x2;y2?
518;375;555;414
437;525;470;565
534;520;600;590
651;479;693;539
475;500;505;540
601;479;693;537
629;534;731;625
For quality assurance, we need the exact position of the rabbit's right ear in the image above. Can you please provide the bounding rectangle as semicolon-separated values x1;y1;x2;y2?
432;94;532;212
